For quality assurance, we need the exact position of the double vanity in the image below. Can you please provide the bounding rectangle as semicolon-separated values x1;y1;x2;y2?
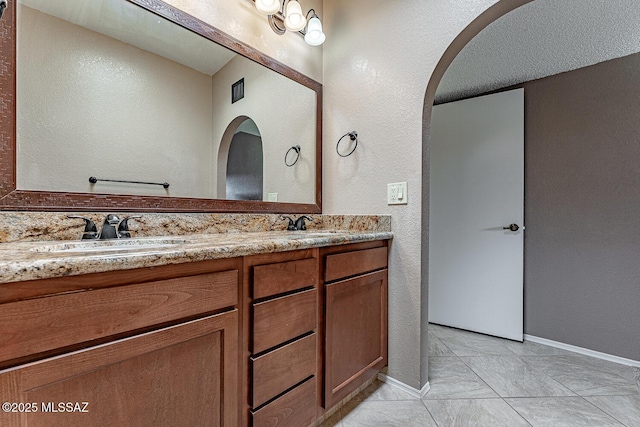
1;0;389;424
0;224;391;427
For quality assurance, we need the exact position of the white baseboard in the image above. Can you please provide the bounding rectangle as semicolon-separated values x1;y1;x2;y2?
377;373;431;398
524;334;640;368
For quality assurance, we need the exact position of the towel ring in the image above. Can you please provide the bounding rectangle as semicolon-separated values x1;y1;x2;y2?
285;145;301;167
336;131;358;157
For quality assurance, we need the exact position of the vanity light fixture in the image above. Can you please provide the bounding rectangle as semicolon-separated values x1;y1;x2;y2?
284;0;305;31
253;0;325;46
255;0;280;15
304;13;325;46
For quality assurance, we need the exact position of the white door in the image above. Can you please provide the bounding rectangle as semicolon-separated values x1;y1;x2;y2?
429;89;524;341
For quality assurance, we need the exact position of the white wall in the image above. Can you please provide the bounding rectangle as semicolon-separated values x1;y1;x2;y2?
17;5;214;198
323;0;501;389
210;55;316;204
163;0;323;83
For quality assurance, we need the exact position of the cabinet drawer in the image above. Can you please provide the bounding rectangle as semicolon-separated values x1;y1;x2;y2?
0;270;238;365
251;376;317;427
251;333;316;408
252;289;317;354
325;247;388;282
253;258;318;299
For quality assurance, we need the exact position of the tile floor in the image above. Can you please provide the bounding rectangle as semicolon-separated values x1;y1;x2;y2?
320;323;640;426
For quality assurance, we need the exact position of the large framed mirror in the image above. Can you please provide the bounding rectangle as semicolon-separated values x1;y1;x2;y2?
0;0;322;213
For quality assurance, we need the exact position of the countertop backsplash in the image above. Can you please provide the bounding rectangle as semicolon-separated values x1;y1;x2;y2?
0;212;391;243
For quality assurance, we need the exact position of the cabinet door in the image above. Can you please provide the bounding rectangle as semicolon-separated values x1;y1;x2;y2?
0;311;238;427
324;270;388;409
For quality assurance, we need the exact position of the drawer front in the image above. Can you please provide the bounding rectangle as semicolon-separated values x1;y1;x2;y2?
251;377;316;427
251;333;316;408
253;257;318;299
252;289;317;354
325;247;388;282
0;270;238;365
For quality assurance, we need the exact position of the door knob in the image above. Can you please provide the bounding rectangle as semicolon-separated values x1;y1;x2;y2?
503;223;520;232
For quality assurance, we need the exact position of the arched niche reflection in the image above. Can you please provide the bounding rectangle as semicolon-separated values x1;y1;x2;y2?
217;117;264;200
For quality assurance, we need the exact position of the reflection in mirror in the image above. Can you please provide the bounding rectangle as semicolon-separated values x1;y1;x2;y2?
224;118;263;201
16;0;317;205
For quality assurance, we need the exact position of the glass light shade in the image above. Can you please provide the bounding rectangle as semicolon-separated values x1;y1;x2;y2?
255;0;280;15
304;16;325;46
284;1;306;31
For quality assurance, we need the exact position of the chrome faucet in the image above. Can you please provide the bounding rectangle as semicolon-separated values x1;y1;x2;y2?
67;214;141;240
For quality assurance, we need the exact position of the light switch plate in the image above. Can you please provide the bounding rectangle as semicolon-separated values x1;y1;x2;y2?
387;182;408;205
268;193;278;202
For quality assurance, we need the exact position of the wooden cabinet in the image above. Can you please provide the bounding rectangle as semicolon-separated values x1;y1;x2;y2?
0;259;241;427
0;238;389;427
321;241;389;409
243;250;319;427
0;311;238;427
244;242;389;425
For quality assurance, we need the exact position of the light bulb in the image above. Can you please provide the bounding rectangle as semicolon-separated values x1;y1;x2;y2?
284;1;306;32
255;0;280;15
304;16;325;46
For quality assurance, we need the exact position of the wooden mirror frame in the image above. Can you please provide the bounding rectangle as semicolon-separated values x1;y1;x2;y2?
0;0;322;213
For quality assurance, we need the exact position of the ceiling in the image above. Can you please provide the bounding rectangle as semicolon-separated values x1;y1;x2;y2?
435;0;640;103
20;0;236;76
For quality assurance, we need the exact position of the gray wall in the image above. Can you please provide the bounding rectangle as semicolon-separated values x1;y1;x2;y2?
524;52;640;360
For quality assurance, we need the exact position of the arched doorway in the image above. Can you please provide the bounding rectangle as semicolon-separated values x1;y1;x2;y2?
422;0;640;387
217;117;264;200
420;0;534;387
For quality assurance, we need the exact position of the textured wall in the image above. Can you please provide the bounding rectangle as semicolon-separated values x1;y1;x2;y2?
436;0;640;103
17;6;214;198
323;0;501;389
524;53;640;361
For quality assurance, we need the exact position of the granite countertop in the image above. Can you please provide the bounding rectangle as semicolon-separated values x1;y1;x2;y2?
0;230;393;284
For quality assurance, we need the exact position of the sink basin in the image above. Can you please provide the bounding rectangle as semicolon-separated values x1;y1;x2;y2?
279;231;343;239
32;238;189;254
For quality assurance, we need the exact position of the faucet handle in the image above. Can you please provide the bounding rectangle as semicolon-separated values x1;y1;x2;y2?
281;216;297;231
67;215;98;240
117;215;142;238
